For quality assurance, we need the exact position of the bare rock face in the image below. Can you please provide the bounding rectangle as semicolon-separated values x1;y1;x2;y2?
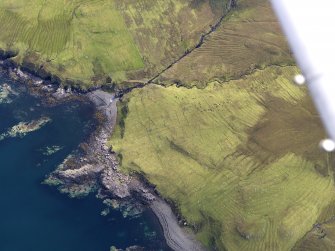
57;164;104;181
45;90;157;204
52;87;70;99
101;167;156;202
101;167;131;199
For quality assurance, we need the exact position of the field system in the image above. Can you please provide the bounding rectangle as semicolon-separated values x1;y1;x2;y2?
159;0;293;87
111;66;332;250
0;0;227;89
1;0;334;250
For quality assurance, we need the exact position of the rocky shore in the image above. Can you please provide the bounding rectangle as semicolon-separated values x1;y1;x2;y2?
46;89;206;251
0;62;206;251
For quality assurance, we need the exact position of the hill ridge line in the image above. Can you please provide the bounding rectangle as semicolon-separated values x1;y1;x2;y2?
147;0;237;84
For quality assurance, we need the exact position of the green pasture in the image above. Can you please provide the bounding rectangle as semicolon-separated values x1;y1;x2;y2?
0;0;226;88
0;0;144;88
110;66;334;250
160;0;293;87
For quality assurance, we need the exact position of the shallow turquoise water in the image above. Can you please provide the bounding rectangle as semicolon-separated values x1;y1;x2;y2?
0;73;169;251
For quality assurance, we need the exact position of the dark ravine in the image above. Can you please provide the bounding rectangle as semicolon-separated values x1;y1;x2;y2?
111;0;236;99
147;0;237;84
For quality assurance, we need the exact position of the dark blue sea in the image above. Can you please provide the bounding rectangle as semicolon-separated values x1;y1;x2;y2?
0;72;168;251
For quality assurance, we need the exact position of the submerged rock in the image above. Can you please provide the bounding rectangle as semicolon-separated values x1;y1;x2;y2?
100;208;110;216
0;83;18;103
40;145;63;156
110;246;145;251
0;116;51;140
103;198;143;219
59;182;97;198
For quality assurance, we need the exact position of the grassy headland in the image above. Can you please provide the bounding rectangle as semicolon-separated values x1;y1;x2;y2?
110;66;333;250
0;0;228;89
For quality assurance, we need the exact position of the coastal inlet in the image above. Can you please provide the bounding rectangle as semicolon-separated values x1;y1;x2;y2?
0;73;169;251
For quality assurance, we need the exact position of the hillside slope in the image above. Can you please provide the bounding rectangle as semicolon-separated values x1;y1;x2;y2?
2;0;334;250
108;1;335;250
158;0;293;87
0;0;229;89
110;66;333;250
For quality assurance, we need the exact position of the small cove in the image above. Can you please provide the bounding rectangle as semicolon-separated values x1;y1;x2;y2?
0;72;169;251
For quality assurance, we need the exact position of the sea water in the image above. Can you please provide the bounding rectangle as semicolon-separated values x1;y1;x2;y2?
0;72;169;251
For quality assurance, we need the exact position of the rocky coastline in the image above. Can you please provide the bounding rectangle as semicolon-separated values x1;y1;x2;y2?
0;59;207;251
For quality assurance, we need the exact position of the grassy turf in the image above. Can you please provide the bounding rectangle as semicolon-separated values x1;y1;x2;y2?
292;194;335;250
114;0;228;81
0;0;227;89
293;218;335;251
159;0;293;88
110;65;334;250
0;0;144;88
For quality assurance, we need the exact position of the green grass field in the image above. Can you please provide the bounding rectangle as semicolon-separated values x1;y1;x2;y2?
292;195;335;250
0;0;144;88
293;211;335;251
159;0;293;88
0;0;227;89
110;66;335;250
3;0;334;250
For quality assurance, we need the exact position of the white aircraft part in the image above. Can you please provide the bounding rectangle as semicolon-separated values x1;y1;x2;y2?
270;0;335;141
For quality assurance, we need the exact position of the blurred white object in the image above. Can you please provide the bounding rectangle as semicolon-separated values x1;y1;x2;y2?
293;74;305;86
270;0;335;143
320;139;335;152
